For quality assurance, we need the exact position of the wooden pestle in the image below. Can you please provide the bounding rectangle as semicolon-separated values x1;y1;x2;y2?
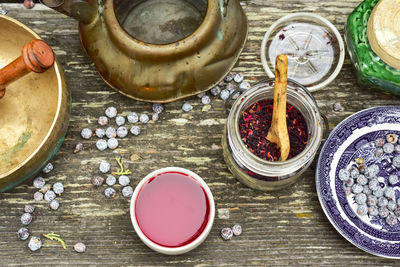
266;54;290;161
0;39;55;99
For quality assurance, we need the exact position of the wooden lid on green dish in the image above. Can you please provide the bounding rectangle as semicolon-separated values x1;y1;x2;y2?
367;0;400;70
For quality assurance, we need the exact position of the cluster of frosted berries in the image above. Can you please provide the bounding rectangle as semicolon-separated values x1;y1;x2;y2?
339;134;400;227
80;104;164;151
92;160;133;199
182;72;251;112
221;224;242;241
32;163;63;211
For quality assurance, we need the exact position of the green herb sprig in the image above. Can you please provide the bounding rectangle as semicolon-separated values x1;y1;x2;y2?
43;232;66;249
113;157;132;175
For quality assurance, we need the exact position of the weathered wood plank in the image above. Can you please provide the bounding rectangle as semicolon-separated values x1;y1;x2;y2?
1;1;400;266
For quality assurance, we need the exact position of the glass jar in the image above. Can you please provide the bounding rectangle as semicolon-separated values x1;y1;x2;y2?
222;79;327;191
345;0;400;95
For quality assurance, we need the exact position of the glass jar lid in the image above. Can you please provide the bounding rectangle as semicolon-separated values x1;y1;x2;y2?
261;13;345;92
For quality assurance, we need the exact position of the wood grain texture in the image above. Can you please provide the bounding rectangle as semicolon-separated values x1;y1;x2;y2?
1;1;400;266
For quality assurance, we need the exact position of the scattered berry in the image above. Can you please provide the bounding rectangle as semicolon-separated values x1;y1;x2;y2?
42;163;54;174
104;187;116;198
386;134;399;144
105;127;117;139
225;83;236;93
23;0;35;9
106;175;116;186
378;196;389;207
388;200;397;211
221;227;233;240
98;116;108;126
122;186;133;198
21;213;32;225
73;143;83;153
376;148;384;157
96;139;108;151
357;204;368;216
383;143;395;154
107;138;119;149
18;227;29;240
127;112;139;123
363;185;372;195
24;204;35;214
95;128;106;138
80;128;92;139
118;175;130;186
115;116;125;126
130;126;141;136
389;174;399;185
356;175;368;185
233;73;244;83
44;190;56;202
74;242;86;253
393;155;400;168
92;176;104;186
39;184;51;194
224;72;234;82
345;177;354;187
152;113;159;121
232;224;242;236
220;89;230;101
202;104;212;112
367;195;377;206
239;81;251;90
117;126;128;138
201;95;211;105
375;138;385;147
368;206;379;216
333;102;343;112
99;161;111;173
373;187;385;198
105;107;117;118
386;214;398;226
352;183;363;194
182;102;193;112
395;144;400;153
355;193;367;205
140;114;149;124
210;86;221;96
50;199;60;210
369;179;380;191
33;177;45;189
385;187;396;199
197;92;206;98
33;192;43;202
28;236;42;251
152;103;164;114
53;182;64;195
365;164;379;178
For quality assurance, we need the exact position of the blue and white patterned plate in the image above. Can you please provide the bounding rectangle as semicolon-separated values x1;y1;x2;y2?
316;106;400;258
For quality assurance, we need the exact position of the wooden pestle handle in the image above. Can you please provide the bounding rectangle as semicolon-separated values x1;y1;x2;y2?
266;54;290;161
0;39;55;99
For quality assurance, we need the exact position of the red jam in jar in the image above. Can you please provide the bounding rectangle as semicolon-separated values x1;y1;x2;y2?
239;99;308;162
135;172;210;248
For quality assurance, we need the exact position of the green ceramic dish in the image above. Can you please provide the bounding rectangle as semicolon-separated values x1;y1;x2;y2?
345;0;400;95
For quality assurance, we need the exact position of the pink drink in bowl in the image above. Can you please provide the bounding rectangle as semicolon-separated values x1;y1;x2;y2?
130;167;215;255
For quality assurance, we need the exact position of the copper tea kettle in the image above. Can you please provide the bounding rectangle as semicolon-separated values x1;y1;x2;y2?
41;0;248;103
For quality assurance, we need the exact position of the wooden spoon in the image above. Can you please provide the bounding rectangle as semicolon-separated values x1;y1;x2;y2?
266;54;290;161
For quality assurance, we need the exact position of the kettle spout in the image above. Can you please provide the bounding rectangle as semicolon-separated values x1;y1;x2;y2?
40;0;96;24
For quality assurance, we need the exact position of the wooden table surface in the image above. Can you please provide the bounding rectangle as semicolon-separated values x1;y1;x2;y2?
1;1;400;266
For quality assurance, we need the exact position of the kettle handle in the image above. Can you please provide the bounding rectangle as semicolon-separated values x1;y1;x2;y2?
0;39;55;99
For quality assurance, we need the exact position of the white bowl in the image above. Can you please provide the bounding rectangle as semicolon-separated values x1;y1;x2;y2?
130;167;215;255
